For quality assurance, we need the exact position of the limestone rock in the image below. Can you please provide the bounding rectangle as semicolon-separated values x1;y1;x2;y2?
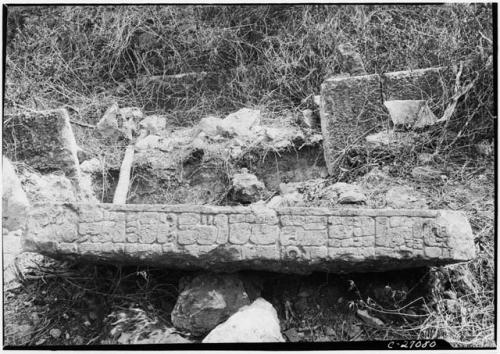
320;74;383;175
217;108;261;137
20;170;78;204
337;43;367;76
139;115;166;135
365;130;395;147
80;158;102;174
356;309;384;328
385;185;427;209
97;103;120;138
198;116;223;137
24;203;476;274
171;273;255;336
384;100;437;129
313;95;321;106
231;169;267;203
202;298;284;343
2;157;30;231
135;135;161;150
411;166;444;181
331;183;366;204
119;107;143;121
3;109;81;178
265;126;304;149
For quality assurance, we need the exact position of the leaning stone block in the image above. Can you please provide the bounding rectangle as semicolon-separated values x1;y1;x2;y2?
382;66;456;117
23;203;475;274
320;74;387;175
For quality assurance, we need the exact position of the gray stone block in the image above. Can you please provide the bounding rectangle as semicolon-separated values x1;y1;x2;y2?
23;203;475;274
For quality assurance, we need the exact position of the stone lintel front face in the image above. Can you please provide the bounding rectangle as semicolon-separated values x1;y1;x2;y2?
23;203;475;275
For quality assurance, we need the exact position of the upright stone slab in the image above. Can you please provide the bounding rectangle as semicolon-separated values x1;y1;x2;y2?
320;74;387;175
382;66;456;117
3;109;80;178
23;203;475;274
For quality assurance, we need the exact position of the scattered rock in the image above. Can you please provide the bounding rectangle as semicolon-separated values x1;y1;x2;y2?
119;107;143;121
279;182;301;195
284;328;303;342
217;108;261;137
198;116;223;137
385;185;427;209
135;135;161;150
331;183;366;204
202;298;285;343
50;328;62;339
265;126;304;148
411;166;445;181
356;309;384;328
266;196;283;209
324;326;336;337
231;169;267;203
171;273;256;336
20;170;78;204
338;190;366;204
96;103;120;138
2;157;30;231
417;153;435;164
366;130;394;147
80;158;102;174
139;115;166;135
384;100;437;129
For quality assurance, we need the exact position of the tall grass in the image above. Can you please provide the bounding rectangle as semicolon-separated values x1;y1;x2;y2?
5;4;494;144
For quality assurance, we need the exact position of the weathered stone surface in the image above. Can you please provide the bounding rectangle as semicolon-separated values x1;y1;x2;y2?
384;100;438;128
171;273;254;336
24;203;475;274
3;157;30;231
382;66;455;117
385;186;427;209
217;108;261;137
231;169;267;203
320;74;386;175
202;298;284;343
3;109;80;177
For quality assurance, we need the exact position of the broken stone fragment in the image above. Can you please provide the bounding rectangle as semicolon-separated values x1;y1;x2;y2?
80;158;102;174
96;103;120;137
231;169;267;203
385;185;427;209
330;182;366;204
336;43;367;76
217;108;261;137
171;273;257;336
202;298;284;343
384;100;437;129
139;115;166;135
198;115;223;137
356;309;384;328
135;135;161;150
119;107;143;121
2;157;30;231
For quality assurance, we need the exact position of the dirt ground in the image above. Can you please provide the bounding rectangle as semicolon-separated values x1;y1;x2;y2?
3;154;494;348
